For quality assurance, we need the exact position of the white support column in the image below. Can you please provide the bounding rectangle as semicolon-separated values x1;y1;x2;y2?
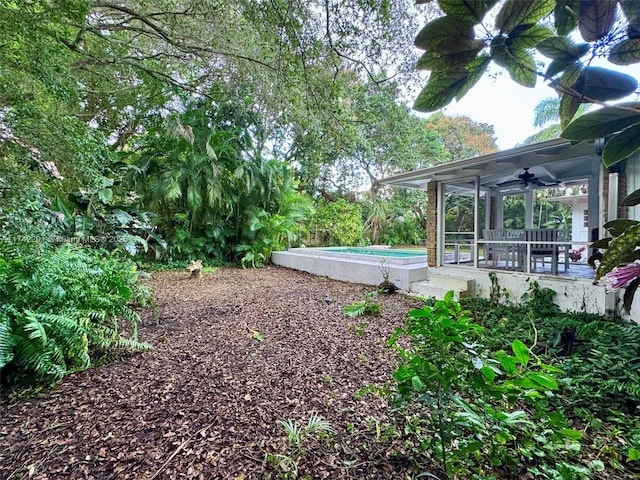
474;177;480;268
525;189;534;229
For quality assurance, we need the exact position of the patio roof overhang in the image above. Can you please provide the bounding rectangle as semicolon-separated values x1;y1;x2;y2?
379;138;601;192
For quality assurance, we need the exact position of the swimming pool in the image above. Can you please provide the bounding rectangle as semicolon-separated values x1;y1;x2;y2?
320;247;426;258
271;246;428;290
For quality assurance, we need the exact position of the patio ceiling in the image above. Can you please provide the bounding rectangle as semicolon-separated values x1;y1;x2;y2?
379;138;601;192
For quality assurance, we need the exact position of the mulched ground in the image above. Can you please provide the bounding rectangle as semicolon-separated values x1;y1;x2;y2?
1;266;431;480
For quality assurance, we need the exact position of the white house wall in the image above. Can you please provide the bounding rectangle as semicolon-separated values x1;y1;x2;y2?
571;196;589;249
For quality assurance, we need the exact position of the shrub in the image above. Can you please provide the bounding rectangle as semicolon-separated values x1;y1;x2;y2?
387;291;602;479
309;198;364;246
0;243;152;386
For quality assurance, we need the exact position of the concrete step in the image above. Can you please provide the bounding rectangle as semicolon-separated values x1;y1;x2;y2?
410;274;475;300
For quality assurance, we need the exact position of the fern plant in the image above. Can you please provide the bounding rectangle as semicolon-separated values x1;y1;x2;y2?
0;243;152;386
342;291;382;317
562;318;640;408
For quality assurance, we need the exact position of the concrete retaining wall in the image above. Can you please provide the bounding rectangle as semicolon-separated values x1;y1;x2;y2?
271;249;428;291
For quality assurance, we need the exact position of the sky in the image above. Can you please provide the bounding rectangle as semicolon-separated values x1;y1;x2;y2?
440;72;552;150
434;63;640;151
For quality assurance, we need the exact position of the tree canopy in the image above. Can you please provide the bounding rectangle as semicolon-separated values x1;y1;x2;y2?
1;0;452;259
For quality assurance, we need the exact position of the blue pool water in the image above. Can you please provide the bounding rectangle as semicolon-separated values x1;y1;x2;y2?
320;247;425;258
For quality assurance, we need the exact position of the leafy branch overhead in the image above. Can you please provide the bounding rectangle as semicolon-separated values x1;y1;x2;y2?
414;0;640;166
415;0;640;311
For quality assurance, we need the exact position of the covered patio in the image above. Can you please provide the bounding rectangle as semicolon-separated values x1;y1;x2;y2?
380;138;631;315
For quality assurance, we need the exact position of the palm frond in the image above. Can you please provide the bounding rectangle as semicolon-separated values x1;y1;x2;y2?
0;317;16;369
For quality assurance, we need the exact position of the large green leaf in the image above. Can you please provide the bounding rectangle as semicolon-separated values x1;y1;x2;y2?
578;0;618;42
561;102;640;140
495;0;555;34
512;339;530;366
609;38;640;65
112;208;133;227
502;49;537;87
74;214;94;237
555;0;579;35
573;66;638;102
559;93;583;128
439;37;485;56
416;38;483;71
621;188;640;207
186;184;202;210
545;58;576;78
415;16;475;50
161;173;182;201
413;70;470;112
602;124;640;166
456;55;491;100
52;195;72;227
557;64;584;126
98;188;113;204
438;0;497;23
621;0;640;30
591;238;612;249
604;219;640;237
497;352;517;374
205;140;218;160
508;24;554;49
416;51;444;71
536;36;590;61
148;232;168;251
416;49;471;71
527;371;559;390
556;62;583;93
596;224;640;280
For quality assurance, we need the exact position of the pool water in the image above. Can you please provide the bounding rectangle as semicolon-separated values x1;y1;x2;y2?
320;247;425;258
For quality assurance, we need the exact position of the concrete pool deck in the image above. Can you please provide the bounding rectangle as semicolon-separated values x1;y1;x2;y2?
271;247;428;291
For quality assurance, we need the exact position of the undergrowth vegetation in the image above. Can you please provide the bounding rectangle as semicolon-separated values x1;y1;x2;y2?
0;243;152;387
342;291;382;317
378;277;640;479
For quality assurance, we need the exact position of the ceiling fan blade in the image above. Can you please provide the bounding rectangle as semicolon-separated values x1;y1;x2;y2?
496;179;522;187
532;178;561;187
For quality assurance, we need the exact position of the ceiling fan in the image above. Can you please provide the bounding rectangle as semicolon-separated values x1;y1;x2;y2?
497;168;561;188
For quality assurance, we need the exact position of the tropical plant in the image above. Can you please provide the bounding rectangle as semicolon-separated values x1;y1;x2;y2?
0;160;66;255
278;412;334;447
387;291;598;479
520;96;592;145
378;214;425;246
129;99;312;264
0;243;152;386
342;291;382;317
465;277;640;412
235;180;314;267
